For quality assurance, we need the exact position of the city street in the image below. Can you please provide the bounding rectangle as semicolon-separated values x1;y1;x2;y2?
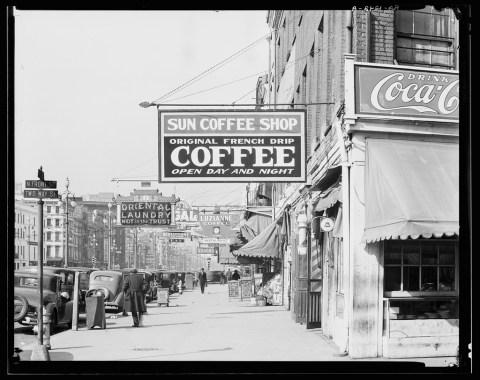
12;283;456;373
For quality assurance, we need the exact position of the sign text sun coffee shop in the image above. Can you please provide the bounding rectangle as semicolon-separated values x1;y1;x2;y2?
158;110;306;182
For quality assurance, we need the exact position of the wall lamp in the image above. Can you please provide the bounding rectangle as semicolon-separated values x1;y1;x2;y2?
296;213;335;256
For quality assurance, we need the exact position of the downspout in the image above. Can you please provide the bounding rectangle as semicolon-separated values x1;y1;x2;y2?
337;9;353;356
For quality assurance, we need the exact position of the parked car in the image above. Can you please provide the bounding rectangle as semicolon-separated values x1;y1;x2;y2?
14;269;74;332
175;271;187;290
86;270;125;313
153;270;176;294
113;269;155;303
18;266;94;312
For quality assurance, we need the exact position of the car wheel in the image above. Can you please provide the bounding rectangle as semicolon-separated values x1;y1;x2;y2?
14;295;29;322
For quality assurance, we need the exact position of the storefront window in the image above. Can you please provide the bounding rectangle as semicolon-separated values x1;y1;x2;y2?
384;239;457;293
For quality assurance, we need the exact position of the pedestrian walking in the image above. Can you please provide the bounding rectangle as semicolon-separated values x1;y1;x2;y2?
220;272;226;285
198;268;207;294
123;268;147;327
232;269;241;281
226;268;232;282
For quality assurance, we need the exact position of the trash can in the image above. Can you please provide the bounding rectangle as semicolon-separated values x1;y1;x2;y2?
157;288;170;307
86;295;106;329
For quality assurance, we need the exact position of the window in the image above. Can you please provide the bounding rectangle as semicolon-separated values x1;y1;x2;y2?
47;219;52;227
55;232;60;241
46;232;52;241
56;206;60;214
55;219;60;227
47;206;51;213
384;239;457;294
395;6;456;69
298;14;303;26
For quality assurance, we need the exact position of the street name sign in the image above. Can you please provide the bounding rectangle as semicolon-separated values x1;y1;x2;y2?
24;189;59;199
25;180;57;189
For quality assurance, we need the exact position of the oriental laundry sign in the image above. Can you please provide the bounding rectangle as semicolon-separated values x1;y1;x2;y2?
354;64;459;121
120;202;172;225
158;110;306;182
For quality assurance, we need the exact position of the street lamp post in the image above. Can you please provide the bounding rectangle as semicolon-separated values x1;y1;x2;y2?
58;177;77;268
130;228;141;269
103;202;113;270
23;224;37;266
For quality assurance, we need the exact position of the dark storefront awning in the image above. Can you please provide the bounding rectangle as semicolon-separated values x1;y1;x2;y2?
218;245;240;265
234;221;281;259
364;139;459;243
310;164;342;192
315;184;342;212
239;212;272;242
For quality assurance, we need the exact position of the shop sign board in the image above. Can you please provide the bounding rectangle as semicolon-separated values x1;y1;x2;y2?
197;247;216;255
159;110;306;182
197;213;235;239
120;201;172;225
354;63;459;121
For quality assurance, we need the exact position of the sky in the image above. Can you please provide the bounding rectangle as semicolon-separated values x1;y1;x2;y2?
13;9;271;207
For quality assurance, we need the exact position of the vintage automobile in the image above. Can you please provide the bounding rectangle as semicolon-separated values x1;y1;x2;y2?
174;271;187;290
14;269;75;332
17;266;95;313
113;268;156;303
153;270;176;294
86;270;125;313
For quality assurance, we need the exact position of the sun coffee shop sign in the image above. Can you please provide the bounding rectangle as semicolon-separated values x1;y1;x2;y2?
354;63;459;122
158;110;306;182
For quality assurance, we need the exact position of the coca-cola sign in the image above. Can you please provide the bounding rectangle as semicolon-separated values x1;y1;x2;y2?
355;65;459;121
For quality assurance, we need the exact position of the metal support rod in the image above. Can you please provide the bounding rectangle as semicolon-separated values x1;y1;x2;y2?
65;198;69;267
143;102;335;108
72;271;80;331
37;198;44;346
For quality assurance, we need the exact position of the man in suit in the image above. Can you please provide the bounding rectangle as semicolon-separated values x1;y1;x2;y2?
123;268;147;327
198;268;207;294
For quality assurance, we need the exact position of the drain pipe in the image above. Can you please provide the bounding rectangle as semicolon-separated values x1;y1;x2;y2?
337;9;353;356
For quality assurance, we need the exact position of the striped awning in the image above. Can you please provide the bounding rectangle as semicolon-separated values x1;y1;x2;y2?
364;139;459;242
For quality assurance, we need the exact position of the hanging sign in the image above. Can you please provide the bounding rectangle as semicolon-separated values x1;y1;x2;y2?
120;201;172;225
354;63;459;121
159;110;306;182
320;217;335;232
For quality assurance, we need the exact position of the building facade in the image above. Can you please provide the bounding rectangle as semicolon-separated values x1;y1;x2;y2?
14;200;39;269
260;8;462;359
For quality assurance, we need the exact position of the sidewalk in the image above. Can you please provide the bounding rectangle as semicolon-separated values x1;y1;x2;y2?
13;283;458;373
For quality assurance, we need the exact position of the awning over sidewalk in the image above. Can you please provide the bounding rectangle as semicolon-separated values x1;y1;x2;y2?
315;184;342;212
239;212;272;242
234;221;281;259
218;245;240;265
364;138;459;243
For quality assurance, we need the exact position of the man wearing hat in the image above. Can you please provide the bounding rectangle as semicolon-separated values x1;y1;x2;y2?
123;268;147;327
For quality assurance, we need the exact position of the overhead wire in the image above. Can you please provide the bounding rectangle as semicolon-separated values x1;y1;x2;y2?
150;11;306;104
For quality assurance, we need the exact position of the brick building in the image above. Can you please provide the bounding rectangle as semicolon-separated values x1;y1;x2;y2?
256;8;464;359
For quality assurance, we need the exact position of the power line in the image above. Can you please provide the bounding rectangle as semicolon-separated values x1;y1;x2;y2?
148;12;306;105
